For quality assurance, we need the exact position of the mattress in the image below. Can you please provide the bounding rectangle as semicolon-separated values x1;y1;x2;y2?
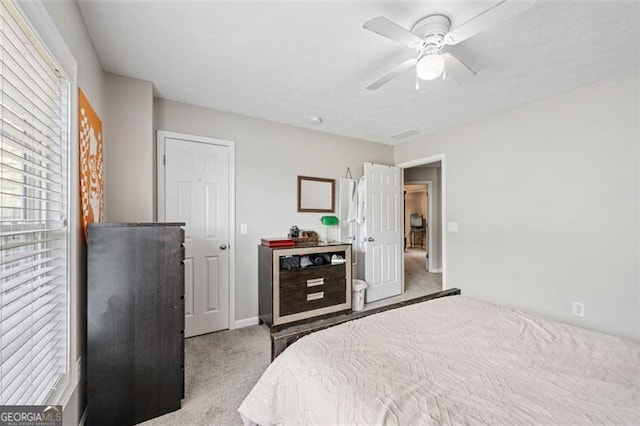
238;295;640;425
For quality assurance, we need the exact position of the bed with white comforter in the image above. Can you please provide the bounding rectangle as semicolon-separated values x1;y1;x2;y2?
238;295;640;425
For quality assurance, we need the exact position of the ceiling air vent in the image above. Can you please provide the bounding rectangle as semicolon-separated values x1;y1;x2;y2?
390;129;420;140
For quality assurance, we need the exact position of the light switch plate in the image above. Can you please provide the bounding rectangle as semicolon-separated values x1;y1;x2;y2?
240;224;248;235
448;222;459;232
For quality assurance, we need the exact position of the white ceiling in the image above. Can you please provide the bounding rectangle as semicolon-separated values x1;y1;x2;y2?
77;0;640;145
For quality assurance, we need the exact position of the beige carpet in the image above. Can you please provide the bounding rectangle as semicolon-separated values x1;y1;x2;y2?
140;325;270;426
141;249;442;425
404;247;442;292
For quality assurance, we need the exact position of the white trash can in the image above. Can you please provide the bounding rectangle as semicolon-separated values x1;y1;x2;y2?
352;279;368;312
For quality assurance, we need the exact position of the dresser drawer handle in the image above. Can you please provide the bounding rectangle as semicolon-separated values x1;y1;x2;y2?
307;278;324;287
307;291;324;301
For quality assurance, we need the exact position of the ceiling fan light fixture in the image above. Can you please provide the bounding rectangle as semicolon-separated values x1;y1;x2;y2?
416;54;445;80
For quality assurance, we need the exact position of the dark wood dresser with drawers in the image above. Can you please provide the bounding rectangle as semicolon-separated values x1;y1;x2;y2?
259;243;352;329
87;223;185;425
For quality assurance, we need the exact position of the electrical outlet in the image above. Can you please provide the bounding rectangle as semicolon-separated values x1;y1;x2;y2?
572;302;585;318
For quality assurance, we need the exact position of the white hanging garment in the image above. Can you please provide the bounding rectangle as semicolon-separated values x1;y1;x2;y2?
356;176;366;225
347;179;358;223
357;176;367;252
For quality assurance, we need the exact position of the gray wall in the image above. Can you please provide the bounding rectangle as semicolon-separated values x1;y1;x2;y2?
404;166;442;271
104;73;154;222
395;72;640;341
155;98;394;322
43;1;106;425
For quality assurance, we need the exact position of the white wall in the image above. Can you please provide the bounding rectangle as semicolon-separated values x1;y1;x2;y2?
43;1;106;424
395;72;640;341
404;167;442;270
104;73;154;222
155;98;394;322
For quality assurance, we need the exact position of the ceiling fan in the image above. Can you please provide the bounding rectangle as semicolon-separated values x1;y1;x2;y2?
362;0;536;90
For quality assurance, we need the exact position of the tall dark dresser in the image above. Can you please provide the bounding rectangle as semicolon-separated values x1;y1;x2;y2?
87;223;185;426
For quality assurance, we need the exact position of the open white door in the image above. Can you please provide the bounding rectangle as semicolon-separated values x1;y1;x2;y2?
364;163;403;302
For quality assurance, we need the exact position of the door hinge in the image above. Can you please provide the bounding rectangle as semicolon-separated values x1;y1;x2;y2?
163;155;166;166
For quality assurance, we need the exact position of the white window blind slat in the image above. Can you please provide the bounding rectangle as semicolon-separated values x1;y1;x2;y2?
1;212;62;226
0;191;62;206
0;117;63;163
1;278;58;327
0;46;59;117
3;357;34;403
1;299;57;347
2;78;61;132
3;320;60;404
0;225;61;238
0;235;59;251
1;84;62;138
0;192;62;207
2;178;62;198
2;319;56;392
2;58;62;106
1;210;61;222
2;15;60;96
0;103;62;153
0;246;56;264
32;328;64;373
0;146;62;178
31;360;61;404
2;264;58;294
1;297;60;382
1;256;54;280
0;110;63;155
1;162;62;187
0;145;62;178
0;62;61;124
0;308;62;385
2;218;61;224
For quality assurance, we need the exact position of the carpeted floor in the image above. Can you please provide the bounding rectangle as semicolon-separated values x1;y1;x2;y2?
140;325;270;426
140;248;442;425
404;247;442;293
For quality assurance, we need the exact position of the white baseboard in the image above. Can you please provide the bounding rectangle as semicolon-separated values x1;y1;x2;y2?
233;316;259;329
79;407;87;426
430;268;443;273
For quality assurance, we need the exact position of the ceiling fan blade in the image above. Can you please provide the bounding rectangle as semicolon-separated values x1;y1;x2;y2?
443;53;476;83
366;58;418;90
363;16;424;47
445;0;536;45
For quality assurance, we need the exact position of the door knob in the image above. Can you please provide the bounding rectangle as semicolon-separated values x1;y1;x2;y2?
219;244;228;250
367;237;375;242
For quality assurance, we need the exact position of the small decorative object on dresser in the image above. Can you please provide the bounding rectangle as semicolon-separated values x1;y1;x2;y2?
290;229;319;246
261;237;295;248
259;243;352;331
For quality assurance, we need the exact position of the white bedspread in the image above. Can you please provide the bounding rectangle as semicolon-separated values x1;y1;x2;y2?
238;296;640;425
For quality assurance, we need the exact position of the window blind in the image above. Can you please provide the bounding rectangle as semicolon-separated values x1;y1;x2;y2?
0;0;69;405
